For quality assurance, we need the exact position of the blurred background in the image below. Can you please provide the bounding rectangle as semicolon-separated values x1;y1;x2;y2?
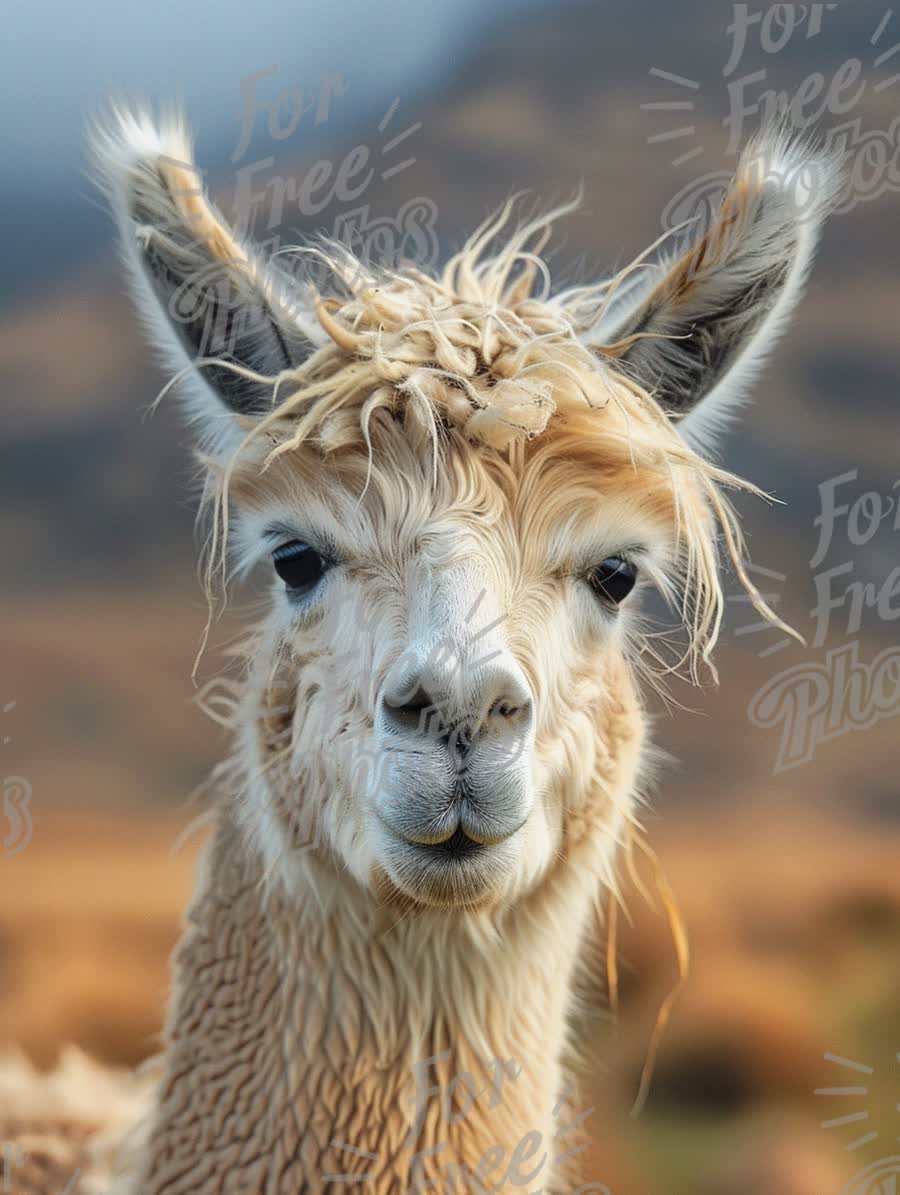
1;1;898;1191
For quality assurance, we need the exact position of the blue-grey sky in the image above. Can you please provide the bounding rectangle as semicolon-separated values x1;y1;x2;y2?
3;0;549;197
0;0;555;304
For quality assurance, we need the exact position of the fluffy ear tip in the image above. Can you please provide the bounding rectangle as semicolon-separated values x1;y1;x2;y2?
735;122;846;223
86;101;194;202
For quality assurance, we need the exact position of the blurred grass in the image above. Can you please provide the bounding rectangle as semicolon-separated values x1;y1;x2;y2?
2;802;897;1193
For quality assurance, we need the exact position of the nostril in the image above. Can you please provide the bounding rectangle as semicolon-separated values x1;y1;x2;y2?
385;686;433;715
382;686;447;738
380;668;532;746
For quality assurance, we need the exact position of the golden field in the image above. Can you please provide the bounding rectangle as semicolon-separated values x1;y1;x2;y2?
3;799;897;1195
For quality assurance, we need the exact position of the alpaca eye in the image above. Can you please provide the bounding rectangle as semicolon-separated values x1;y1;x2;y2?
272;542;326;594
588;556;637;606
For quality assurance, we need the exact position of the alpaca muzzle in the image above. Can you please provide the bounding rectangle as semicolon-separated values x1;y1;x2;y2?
370;647;536;906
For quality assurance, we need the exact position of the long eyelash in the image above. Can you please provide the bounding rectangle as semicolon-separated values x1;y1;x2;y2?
574;550;643;589
264;525;339;560
571;544;647;581
272;541;312;562
231;525;339;581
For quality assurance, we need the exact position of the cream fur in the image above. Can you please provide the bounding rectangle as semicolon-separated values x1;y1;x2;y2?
0;109;838;1194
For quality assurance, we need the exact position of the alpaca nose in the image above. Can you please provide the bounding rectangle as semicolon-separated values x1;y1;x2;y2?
380;658;533;754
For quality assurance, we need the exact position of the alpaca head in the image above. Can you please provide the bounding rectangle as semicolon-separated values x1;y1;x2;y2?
96;113;837;913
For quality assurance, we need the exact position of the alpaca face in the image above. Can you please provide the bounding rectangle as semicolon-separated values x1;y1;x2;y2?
228;406;667;909
96;111;838;911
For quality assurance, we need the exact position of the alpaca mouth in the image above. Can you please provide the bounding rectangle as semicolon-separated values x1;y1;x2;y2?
413;825;485;861
377;804;528;853
377;815;493;861
373;815;522;908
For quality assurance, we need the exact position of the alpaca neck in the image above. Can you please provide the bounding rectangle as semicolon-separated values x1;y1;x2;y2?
135;804;600;1194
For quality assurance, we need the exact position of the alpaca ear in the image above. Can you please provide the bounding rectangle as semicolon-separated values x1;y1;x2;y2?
91;108;323;451
585;130;842;454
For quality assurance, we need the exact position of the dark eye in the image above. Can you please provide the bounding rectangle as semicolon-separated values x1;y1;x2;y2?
588;556;637;606
272;541;326;594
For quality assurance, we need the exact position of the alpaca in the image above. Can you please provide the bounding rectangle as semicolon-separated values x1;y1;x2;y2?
4;112;838;1194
